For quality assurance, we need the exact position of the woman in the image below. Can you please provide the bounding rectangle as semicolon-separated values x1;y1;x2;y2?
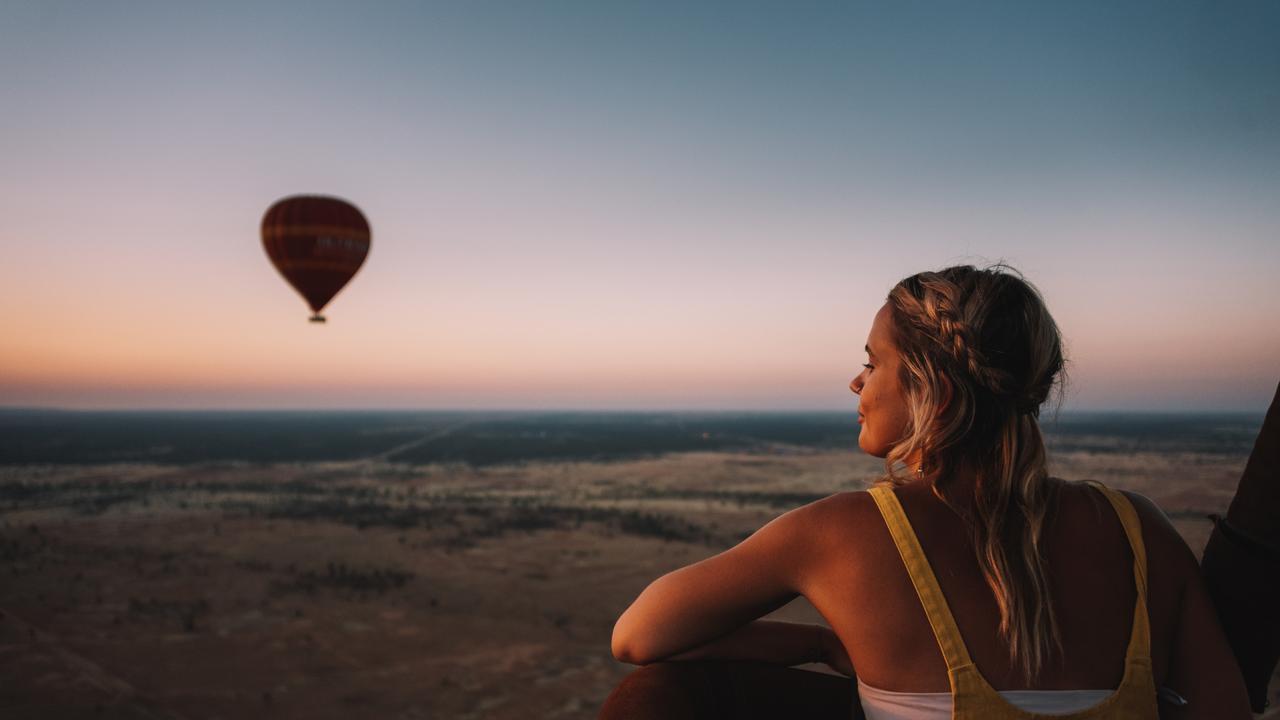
604;265;1254;719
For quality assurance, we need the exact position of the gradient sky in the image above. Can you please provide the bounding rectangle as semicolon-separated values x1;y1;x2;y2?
2;1;1277;411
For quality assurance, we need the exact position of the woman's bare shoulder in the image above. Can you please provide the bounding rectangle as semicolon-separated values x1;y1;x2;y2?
1117;488;1200;575
1055;479;1199;582
1046;479;1195;629
793;489;880;532
790;488;877;514
781;489;890;559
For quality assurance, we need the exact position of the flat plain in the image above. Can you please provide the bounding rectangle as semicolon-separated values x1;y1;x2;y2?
0;411;1273;718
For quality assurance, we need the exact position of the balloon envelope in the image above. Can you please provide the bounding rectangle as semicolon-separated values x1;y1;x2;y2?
261;196;370;322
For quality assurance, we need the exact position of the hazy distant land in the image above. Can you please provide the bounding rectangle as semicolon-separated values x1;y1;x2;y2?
1;411;1275;719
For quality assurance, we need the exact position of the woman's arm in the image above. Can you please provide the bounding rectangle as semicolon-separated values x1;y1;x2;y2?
611;494;846;666
1222;381;1280;548
1201;381;1280;713
663;621;856;676
661;620;826;666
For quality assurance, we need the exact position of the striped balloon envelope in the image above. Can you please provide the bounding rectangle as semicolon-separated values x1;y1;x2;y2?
261;196;370;323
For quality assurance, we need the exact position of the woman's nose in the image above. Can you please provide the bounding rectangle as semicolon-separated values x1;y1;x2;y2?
849;375;863;395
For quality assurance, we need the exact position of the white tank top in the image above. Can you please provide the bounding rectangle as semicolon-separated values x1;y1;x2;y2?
858;678;1113;719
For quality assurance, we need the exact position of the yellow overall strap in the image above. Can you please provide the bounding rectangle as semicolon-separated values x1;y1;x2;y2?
868;483;1159;719
1085;483;1153;662
869;485;975;673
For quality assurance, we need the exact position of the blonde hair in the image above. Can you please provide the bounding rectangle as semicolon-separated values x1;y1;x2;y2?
882;263;1067;683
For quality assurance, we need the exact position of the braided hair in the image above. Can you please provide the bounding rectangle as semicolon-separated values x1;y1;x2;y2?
883;263;1067;683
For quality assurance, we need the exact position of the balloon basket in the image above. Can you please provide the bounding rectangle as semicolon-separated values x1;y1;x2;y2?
309;314;326;323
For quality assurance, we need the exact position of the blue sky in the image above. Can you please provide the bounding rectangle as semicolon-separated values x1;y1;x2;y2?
1;1;1277;411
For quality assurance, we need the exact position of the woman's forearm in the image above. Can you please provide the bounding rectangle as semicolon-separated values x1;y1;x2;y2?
662;620;827;666
1226;381;1280;547
1201;380;1280;713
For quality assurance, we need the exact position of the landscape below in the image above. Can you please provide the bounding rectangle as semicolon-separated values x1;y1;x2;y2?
0;410;1273;718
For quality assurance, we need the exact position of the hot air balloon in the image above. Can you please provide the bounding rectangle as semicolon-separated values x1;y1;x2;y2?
261;195;370;322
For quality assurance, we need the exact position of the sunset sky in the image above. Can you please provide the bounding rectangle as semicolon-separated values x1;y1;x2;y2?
2;1;1277;411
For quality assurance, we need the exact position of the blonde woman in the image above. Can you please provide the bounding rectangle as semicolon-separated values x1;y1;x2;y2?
603;265;1259;719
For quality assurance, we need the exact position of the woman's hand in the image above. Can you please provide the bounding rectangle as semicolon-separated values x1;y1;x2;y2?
819;627;855;677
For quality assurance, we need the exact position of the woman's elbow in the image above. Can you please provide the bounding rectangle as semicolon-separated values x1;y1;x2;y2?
611;617;656;665
611;638;644;665
611;628;639;664
611;632;645;661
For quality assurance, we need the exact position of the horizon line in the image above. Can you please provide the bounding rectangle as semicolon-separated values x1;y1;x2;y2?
0;404;1266;417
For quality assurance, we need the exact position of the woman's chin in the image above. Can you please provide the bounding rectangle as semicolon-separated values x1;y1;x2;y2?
857;432;889;459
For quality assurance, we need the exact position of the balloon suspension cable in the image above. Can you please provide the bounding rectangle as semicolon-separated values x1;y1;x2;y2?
309;314;327;323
